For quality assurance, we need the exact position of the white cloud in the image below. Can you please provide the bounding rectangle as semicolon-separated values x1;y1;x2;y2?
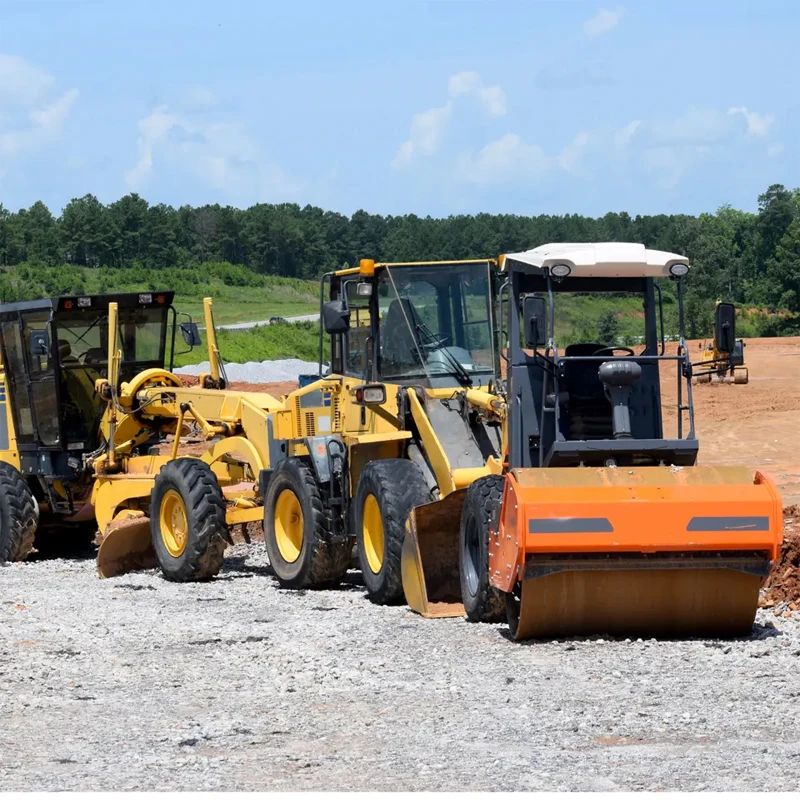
478;86;507;117
656;106;730;145
0;54;78;160
557;131;591;172
457;131;590;185
0;54;55;105
125;104;297;202
391;103;453;169
583;7;624;37
392;70;507;168
125;106;180;187
448;71;481;97
728;106;774;138
458;134;549;184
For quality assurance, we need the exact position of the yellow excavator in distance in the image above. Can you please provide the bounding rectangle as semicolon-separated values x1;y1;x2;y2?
695;300;749;384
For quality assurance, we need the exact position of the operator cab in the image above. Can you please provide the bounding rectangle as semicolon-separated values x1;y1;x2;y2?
323;260;498;390
0;292;178;479
502;243;707;470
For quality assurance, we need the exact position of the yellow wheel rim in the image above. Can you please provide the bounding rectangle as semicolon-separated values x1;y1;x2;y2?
362;494;384;574
274;489;304;563
159;489;189;558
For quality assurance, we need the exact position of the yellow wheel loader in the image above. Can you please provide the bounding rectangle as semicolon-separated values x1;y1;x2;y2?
694;300;749;385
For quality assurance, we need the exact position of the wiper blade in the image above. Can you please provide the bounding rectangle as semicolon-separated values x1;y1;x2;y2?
414;323;472;386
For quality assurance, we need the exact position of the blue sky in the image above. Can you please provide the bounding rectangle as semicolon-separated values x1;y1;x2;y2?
1;0;797;218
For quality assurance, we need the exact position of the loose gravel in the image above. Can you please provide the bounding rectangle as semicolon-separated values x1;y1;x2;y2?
3;546;800;791
175;359;319;384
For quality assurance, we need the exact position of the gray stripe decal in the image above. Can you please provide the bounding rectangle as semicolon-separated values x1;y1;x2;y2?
687;516;770;532
529;517;614;534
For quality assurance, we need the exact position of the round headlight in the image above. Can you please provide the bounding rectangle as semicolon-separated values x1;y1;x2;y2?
669;262;689;277
550;263;572;278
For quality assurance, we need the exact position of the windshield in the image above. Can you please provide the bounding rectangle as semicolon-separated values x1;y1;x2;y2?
54;306;169;444
552;291;648;352
377;262;494;385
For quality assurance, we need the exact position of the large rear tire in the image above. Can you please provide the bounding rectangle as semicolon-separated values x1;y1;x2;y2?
459;475;506;623
263;458;350;589
0;463;37;562
150;458;227;581
353;459;432;605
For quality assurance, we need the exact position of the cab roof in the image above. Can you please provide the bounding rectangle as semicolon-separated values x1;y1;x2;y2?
502;242;690;279
0;291;176;318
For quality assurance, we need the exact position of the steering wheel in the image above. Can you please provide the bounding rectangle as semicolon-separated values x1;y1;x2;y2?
593;346;635;356
421;333;451;349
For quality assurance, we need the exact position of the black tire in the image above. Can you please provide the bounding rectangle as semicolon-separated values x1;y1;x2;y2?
459;475;506;622
263;458;350;589
353;459;432;605
150;458;228;581
0;463;38;562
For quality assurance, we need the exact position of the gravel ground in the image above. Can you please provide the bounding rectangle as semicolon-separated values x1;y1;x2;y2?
3;545;800;792
175;359;319;384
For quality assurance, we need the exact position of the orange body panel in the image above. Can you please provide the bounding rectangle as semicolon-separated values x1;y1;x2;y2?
490;465;783;594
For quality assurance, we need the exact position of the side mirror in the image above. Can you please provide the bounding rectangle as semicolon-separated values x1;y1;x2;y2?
322;299;350;334
29;329;50;357
180;321;202;347
715;302;736;354
521;295;547;347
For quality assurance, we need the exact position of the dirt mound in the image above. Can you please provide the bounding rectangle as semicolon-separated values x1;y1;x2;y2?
761;505;800;608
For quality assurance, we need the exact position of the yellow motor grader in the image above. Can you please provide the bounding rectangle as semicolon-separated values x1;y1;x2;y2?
0;292;274;577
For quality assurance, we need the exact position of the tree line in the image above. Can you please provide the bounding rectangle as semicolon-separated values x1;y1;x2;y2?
0;184;798;336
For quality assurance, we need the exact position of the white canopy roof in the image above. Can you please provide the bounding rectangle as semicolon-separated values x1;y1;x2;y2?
503;242;690;278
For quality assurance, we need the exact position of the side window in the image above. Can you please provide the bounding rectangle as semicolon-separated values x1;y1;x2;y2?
344;280;372;377
22;313;52;377
0;319;35;442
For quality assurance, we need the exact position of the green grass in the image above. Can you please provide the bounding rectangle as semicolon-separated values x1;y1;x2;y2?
172;321;327;368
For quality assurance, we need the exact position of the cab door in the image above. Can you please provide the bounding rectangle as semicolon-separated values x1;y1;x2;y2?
341;278;376;434
21;311;62;448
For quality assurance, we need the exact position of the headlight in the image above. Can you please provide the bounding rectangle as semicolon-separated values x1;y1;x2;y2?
550;263;572;278
669;262;689;277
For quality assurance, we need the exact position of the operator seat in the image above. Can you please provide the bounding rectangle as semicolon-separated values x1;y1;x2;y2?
560;342;613;440
381;298;424;373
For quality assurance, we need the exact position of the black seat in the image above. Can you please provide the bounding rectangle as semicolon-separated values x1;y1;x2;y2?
561;342;612;440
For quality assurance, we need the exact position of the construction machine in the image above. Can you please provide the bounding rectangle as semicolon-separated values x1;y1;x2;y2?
694;300;749;384
9;250;779;643
0;291;272;576
254;247;782;640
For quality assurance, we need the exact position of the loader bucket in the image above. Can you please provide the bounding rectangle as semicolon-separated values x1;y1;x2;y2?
494;465;784;641
401;490;467;618
96;512;156;578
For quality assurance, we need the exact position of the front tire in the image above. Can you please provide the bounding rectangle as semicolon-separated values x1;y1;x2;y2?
0;463;38;562
150;458;227;581
263;458;350;589
459;475;506;622
353;459;432;605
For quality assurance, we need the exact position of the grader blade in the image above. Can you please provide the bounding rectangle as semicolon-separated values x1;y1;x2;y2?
96;512;156;578
401;490;467;618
